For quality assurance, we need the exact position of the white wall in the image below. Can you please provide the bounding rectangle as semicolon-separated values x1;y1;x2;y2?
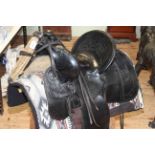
25;26;140;38
24;26;39;35
136;26;141;39
71;26;107;36
19;26;39;35
25;26;107;36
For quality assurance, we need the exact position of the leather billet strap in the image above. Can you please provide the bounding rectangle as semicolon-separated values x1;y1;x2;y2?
78;71;110;128
78;72;100;127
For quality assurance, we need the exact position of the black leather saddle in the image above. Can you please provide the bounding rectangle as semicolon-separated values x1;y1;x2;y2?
36;31;139;129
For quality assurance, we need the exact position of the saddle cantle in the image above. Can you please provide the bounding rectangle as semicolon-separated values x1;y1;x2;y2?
72;30;115;73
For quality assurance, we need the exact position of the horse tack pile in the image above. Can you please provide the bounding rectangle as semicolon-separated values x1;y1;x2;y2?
10;36;38;81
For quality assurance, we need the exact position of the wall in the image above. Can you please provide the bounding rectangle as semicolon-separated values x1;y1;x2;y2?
22;26;39;35
26;26;39;35
71;26;107;36
25;26;107;36
136;26;141;39
25;26;141;38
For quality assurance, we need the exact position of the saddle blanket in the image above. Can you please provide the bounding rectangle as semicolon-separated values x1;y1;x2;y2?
7;72;144;129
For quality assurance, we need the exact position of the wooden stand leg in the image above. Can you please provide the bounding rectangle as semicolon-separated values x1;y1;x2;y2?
0;79;3;115
0;64;6;115
120;113;124;129
110;117;116;129
30;112;36;129
23;26;27;47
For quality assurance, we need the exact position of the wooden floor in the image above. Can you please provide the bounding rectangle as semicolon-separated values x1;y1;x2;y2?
0;38;155;129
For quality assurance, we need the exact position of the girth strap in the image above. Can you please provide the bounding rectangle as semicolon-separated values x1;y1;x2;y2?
78;71;101;127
